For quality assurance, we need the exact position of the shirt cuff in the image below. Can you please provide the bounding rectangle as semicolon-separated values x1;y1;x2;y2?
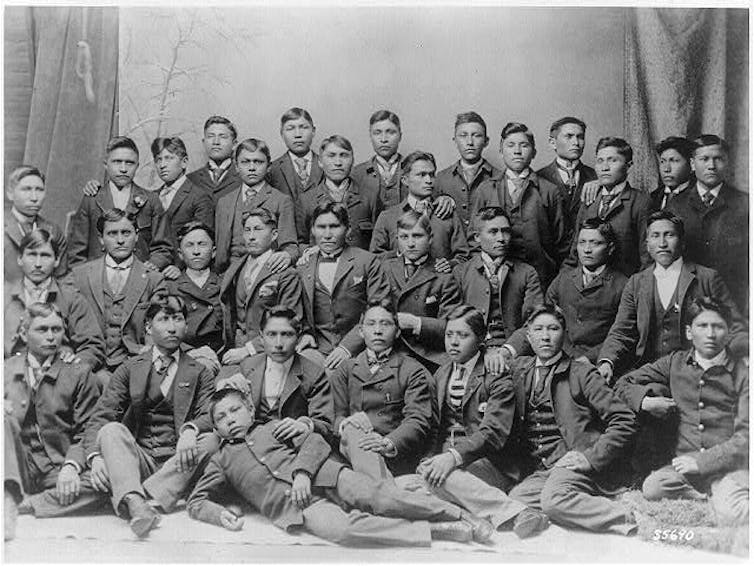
63;460;82;474
336;346;352;359
383;438;398;458
448;448;463;467
86;452;100;468
413;318;422;337
598;358;614;368
180;422;199;435
502;344;516;358
244;342;256;357
297;416;314;433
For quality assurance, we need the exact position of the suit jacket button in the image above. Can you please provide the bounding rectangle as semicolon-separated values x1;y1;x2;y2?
698;424;704;431
208;305;213;311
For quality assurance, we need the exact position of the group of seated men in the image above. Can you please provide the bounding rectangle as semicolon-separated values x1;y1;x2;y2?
3;107;749;546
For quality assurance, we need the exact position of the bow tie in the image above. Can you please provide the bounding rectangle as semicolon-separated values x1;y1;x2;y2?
319;251;342;263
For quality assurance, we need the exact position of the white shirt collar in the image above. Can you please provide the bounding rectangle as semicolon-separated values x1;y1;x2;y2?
266;355;295;375
480;251;504;266
242;181;266;199
11;207;35;224
208;158;232;171
535;351;563;368
601;180;627;196
23;276;52;292
406;194;431;210
27;352;54;371
162;173;187;192
556;157;581;170
152;346;180;365
104;254;134;270
325;178;350;193
694;348;728;371
582;264;606;277
653;256;683;278
375;153;400;168
696;181;722;199
248;248;273;266
454;352;481;376
505;168;531;180
664;180;689;195
108;180;131;193
288;150;313;164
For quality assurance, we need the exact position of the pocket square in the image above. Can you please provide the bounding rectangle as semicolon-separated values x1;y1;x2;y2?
425;296;437;304
478;402;488;414
352;275;364;285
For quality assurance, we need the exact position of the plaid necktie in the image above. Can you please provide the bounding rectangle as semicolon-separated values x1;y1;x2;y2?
583;270;599;287
414;199;432;216
598;192;615;217
294;157;309;185
702;189;715;207
484;258;502;289
210;165;226;185
557;163;577;195
509;177;525;204
108;264;128;295
367;351;390;374
148;354;172;399
448;366;466;409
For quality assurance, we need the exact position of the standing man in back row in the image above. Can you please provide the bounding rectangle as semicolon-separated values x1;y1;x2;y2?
187;115;242;203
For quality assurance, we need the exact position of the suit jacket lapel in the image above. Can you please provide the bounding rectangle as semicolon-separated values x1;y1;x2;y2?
436;364;451;410
220;255;247;299
461;357;485;409
637;267;655;327
129;353;153;408
306;155;323;191
4;210;24;247
121;261;149;325
331;248;356;292
246;263;274;308
172;353;199;428
676;262;696;305
401;263;436;296
279;357;303;408
388;259;408;287
87;259;107;314
165;182;192;215
280;156;300;197
248;184;272;210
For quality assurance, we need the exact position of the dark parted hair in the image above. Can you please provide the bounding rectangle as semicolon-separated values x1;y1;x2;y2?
685;296;732;328
96;208;138;235
446;305;487;343
692;134;729;155
209;387;251;425
454;111;487;136
319;134;353;154
280;107;315;128
360;298;398;325
234;138;272;163
261;306;303;335
401;151;436;175
655;136;695;161
145;293;188;322
549;116;587;136
500;121;536;151
203;115;238;140
525;303;567;329
577;217;617;254
19;228;61;258
22;302;66;331
475;206;512;227
311;201;349;227
177;221;215;244
8;165;45;190
369;110;401;130
396;209;433;236
595;136;633;162
105;136;139;158
151;136;188;159
646;209;685;241
242;207;278;229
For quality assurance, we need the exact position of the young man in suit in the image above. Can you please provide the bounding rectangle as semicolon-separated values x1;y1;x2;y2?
214;138;298;273
164;222;224;353
299;135;382;251
597;211;747;384
296;202;392;371
471;122;569;288
216;306;333;441
331;300;434;478
84;294;216;538
69;136;171;270
370;151;470;267
266;107;324;203
219;208;304;366
453;207;543;367
186;115;242;203
536;117;597;242
4;165;68;284
352;110;405;208
616;297;748;526
566;137;651;277
507;304;638;535
187;387;493;545
383;210;463;373
4;303;103;540
667;134;749;313
434;112;501;229
412;305;548;538
5;230;105;371
71;209;165;389
651;136;695;212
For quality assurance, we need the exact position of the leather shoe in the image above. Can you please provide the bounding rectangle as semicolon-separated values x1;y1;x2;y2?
4;489;18;541
513;507;549;539
459;510;494;544
124;493;161;538
429;520;473;542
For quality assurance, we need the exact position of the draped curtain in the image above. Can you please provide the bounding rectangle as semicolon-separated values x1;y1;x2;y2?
6;6;119;229
624;8;749;192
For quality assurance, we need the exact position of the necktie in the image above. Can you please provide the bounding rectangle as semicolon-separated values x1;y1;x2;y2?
448;367;466;408
319;252;339;263
534;366;549;398
484;259;502;289
159;185;174;209
405;261;418;279
509;177;525;204
210;165;226;185
244;186;257;203
108;265;128;295
29;365;44;391
149;355;172;399
702;189;715;207
26;284;46;304
583;270;598;287
377;161;394;185
414;199;431;216
243;257;258;292
558;164;577;195
368;352;388;374
598;192;614;217
294;157;309;185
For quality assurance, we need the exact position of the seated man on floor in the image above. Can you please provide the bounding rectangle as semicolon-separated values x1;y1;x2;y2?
616;297;748;526
507;304;638;535
331;300;434;479
187;387;493;546
4;303;103;541
83;294;216;538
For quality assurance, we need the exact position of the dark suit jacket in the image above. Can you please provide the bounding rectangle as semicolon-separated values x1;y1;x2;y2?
536;159;597;243
5;354;100;471
159;178;215;252
220;256;304;352
187;163;243;204
68;182;172;269
4;209;69;284
599;261;748;373
5;278;106;371
72;257;165;363
434;355;516;469
266;152;325;203
223;353;334;439
214;183;299;273
472;171;569;288
298;178;382;250
332;349;433;472
187;423;344;531
352;155;404;209
565;182;652;277
434;159;501;228
510;355;637;481
298;246;391;356
453;254;543;353
84;347;215;459
165;272;224;352
667;182;749;313
384;257;462;367
370;199;470;265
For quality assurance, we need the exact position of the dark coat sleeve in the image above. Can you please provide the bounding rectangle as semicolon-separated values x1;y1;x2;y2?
385;363;433;457
186;364;218;433
369;211;392;256
83;363;133;459
65;365;102;469
68;196;94;267
598;275;640;368
339;255;391;355
614;355;674;412
147;199;174;269
187;454;230;527
62;286;106;371
276;192;300;261
302;364;335;440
